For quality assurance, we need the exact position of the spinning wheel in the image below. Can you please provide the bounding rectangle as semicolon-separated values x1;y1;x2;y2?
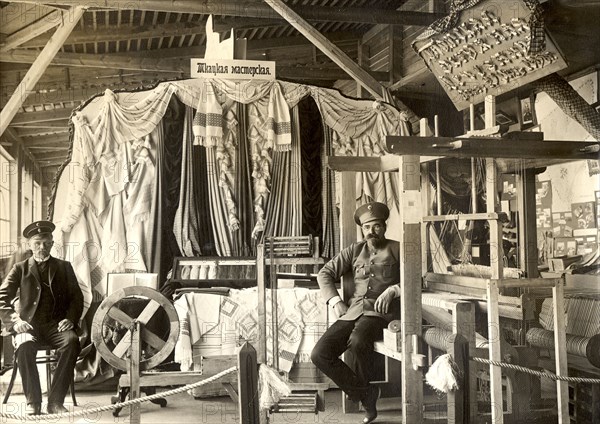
91;286;179;371
92;287;179;419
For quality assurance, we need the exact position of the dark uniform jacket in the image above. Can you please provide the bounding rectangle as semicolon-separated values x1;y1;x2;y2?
0;256;83;336
317;239;400;322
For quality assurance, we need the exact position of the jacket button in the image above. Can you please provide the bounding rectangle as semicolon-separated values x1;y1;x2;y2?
370;273;375;277
33;301;37;305
368;286;372;289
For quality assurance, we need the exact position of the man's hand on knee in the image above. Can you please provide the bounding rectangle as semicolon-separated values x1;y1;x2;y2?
374;286;400;314
57;318;74;332
13;319;33;334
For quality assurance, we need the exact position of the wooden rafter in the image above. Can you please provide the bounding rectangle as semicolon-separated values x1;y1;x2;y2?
21;134;69;145
15;126;68;137
3;48;187;73
18;19;208;47
1;48;389;83
1;0;443;26
10;108;72;125
0;6;85;137
0;9;63;52
264;0;385;99
8;120;70;129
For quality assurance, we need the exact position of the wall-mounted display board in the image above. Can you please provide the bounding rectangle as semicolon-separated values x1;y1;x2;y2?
413;0;567;110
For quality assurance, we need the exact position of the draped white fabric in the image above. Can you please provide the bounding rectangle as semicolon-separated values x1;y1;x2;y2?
53;78;410;320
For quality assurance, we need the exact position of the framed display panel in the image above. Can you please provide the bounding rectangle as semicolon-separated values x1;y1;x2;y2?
413;0;567;110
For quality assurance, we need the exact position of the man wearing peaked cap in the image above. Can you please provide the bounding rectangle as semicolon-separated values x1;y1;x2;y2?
22;220;55;239
354;201;390;226
312;201;401;424
0;220;83;415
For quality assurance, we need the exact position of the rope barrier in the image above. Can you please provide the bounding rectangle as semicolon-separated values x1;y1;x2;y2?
0;366;238;421
472;357;600;384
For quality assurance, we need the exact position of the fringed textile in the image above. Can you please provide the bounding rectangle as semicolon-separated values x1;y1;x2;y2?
259;364;292;410
425;353;460;394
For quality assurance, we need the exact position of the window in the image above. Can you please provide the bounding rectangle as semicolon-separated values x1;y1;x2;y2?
33;181;41;221
21;166;32;225
0;150;12;257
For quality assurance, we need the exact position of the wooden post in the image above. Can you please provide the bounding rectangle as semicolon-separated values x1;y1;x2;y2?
516;169;539;278
0;6;85;137
398;154;423;423
453;301;477;423
129;321;141;424
484;94;505;424
486;168;505;424
256;244;267;364
434;115;442;216
420;118;431;277
238;342;259;424
446;333;469;424
340;170;359;413
552;280;569;424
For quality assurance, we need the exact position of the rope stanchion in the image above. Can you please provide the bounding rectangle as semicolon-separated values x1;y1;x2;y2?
0;366;238;421
472;357;600;384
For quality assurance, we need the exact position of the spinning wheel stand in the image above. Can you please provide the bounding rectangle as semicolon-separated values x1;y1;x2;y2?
91;286;179;423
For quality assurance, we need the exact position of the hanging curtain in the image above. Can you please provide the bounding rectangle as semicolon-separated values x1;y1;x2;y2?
235;103;255;256
173;107;203;256
263;106;303;238
298;97;323;241
157;96;185;282
321;126;340;258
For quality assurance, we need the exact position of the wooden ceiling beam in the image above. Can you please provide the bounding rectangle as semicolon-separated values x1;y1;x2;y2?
15;126;68;137
2;48;388;82
21;19;208;48
1;1;443;26
0;6;85;137
3;48;188;73
28;146;68;151
0;9;63;52
264;0;384;99
2;89;90;109
11;108;72;125
19;17;316;48
22;134;69;145
9;119;70;129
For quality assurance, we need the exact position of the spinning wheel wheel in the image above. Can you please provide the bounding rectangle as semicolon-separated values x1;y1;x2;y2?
92;287;178;418
91;286;179;372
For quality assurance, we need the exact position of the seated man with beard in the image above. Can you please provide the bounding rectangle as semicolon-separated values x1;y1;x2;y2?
0;221;83;415
311;202;400;424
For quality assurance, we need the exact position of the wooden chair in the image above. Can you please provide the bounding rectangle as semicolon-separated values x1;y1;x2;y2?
1;343;77;406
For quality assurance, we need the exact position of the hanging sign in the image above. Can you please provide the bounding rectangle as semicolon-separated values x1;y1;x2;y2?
412;0;567;110
191;58;276;80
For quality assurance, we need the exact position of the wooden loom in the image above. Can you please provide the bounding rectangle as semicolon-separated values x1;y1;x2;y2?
166;236;330;414
325;95;597;423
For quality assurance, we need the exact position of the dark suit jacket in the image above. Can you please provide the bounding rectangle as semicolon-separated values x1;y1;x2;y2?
0;256;83;335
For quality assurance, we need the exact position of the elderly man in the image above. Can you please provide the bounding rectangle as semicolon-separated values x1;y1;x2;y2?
0;221;83;415
312;202;400;424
